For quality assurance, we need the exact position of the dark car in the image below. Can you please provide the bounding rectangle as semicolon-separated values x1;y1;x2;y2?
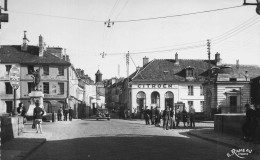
96;108;110;120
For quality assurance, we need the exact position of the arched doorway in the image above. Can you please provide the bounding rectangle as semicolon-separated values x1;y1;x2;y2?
151;91;160;108
165;91;174;109
43;101;52;113
136;91;146;113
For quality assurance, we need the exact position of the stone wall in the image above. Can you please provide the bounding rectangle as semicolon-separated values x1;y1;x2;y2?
1;116;24;143
214;114;260;140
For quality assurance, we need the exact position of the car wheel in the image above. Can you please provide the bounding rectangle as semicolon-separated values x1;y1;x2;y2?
108;118;110;120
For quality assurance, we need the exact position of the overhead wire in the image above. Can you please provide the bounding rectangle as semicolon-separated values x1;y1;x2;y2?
8;4;246;24
114;5;245;23
8;10;104;22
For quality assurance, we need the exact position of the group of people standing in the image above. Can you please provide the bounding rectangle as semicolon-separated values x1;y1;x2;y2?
58;107;74;121
143;105;196;130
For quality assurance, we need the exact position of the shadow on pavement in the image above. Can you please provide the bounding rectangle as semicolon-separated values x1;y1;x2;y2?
24;134;239;160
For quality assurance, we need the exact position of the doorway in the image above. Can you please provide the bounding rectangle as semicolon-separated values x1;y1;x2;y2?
230;96;237;113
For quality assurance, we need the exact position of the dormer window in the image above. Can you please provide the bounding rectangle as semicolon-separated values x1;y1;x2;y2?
185;66;194;77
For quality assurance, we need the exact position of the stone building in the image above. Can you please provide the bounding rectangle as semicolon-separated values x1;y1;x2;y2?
0;34;84;116
203;55;260;116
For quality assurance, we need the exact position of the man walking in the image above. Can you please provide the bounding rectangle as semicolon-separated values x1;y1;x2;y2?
189;106;196;127
69;107;73;121
169;107;176;129
162;106;170;130
151;107;155;125
58;107;63;121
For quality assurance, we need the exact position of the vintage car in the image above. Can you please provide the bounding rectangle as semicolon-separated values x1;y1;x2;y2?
96;108;110;120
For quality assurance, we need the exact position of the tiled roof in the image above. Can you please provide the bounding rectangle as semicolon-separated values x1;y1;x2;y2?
131;59;211;82
130;59;260;82
0;45;71;65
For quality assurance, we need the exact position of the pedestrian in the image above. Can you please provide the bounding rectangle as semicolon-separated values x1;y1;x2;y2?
175;109;181;127
63;109;68;121
182;107;188;127
155;107;160;127
127;109;131;119
58;107;63;121
151;107;155;125
18;103;27;124
162;106;170;130
169;107;176;129
189;106;196;127
242;103;256;141
33;100;44;134
144;107;150;125
69;107;73;121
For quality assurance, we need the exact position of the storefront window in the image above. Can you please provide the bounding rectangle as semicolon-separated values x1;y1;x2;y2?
165;91;174;108
151;91;160;107
136;91;146;111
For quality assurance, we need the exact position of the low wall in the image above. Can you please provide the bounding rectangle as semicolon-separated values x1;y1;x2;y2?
1;116;24;143
214;114;260;140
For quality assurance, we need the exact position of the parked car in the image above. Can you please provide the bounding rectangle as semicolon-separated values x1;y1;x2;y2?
96;108;110;120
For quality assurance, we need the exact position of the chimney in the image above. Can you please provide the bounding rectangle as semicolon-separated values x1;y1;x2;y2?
175;52;179;65
143;56;149;66
81;70;84;76
215;52;221;66
236;60;239;69
39;35;44;57
111;78;116;85
136;66;141;71
66;55;70;62
21;31;29;51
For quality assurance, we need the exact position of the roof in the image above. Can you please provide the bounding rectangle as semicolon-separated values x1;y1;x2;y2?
131;59;211;82
130;59;260;82
0;45;71;66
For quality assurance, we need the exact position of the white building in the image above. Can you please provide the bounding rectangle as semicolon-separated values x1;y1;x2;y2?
127;53;209;114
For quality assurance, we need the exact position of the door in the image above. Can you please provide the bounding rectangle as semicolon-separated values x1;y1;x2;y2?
230;96;237;113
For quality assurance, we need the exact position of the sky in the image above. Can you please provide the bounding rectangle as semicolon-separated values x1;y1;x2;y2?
0;0;260;80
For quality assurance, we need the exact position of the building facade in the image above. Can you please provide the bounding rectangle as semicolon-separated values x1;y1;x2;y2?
125;54;208;115
203;57;260;116
0;35;74;116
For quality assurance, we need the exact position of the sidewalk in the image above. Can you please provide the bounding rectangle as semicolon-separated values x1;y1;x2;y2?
187;123;260;159
1;121;47;160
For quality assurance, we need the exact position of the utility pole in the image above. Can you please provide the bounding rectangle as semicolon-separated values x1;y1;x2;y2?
126;51;130;109
207;39;211;84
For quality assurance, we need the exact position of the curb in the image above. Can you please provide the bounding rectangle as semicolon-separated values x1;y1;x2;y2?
187;131;238;149
14;138;47;160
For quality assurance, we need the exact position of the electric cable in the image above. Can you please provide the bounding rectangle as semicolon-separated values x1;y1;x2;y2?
115;5;245;23
8;10;104;22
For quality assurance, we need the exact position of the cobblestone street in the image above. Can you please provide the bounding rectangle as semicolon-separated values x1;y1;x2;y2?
20;119;242;160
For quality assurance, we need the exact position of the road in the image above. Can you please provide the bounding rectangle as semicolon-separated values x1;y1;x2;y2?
25;119;237;160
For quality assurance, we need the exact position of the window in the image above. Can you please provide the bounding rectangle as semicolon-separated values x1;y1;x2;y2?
5;101;12;113
186;69;193;77
43;65;49;75
43;82;49;94
58;83;64;95
28;65;34;74
200;101;204;112
28;82;34;93
5;65;11;74
188;101;193;107
58;66;64;76
5;82;13;94
200;86;204;96
188;86;194;96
